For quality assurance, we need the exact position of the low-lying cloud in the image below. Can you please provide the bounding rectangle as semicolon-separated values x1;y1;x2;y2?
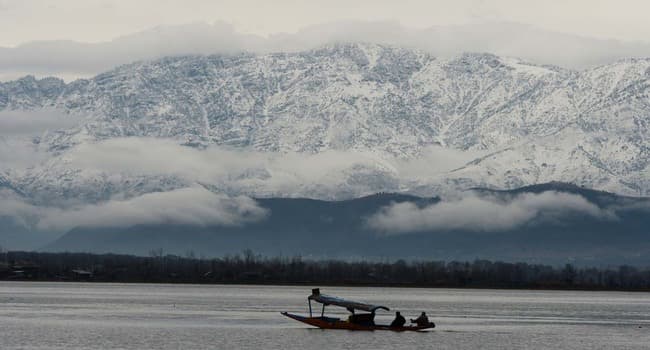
0;108;85;169
0;187;268;232
62;137;486;198
0;190;42;228
0;109;82;136
66;137;400;197
366;191;616;234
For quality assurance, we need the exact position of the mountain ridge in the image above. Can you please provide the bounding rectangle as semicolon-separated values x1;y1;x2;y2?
1;43;650;203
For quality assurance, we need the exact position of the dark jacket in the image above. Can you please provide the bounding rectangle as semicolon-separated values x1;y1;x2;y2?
390;313;406;327
411;313;430;326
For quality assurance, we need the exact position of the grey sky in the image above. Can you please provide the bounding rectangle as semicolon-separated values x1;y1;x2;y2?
1;0;649;47
2;20;650;82
2;1;650;80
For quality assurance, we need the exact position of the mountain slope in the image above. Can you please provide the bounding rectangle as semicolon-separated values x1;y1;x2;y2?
1;43;650;201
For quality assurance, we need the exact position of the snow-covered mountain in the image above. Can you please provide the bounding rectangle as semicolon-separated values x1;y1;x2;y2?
1;43;650;202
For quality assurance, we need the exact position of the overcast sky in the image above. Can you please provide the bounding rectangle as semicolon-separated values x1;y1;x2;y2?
1;0;650;81
1;0;649;47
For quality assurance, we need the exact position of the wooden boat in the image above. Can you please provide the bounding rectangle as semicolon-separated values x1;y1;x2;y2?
281;288;435;332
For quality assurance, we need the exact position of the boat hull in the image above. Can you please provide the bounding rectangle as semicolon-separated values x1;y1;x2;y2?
281;312;435;332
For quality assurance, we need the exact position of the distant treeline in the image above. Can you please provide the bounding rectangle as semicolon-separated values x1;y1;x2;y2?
1;249;649;291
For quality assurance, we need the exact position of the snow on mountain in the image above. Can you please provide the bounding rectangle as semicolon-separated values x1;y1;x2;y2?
1;43;650;202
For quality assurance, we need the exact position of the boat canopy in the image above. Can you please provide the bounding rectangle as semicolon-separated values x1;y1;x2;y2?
308;288;389;313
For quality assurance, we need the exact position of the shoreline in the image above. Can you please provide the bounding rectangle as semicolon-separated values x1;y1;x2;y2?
3;250;649;292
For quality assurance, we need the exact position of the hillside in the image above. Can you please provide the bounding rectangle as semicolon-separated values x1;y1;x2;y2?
44;186;650;265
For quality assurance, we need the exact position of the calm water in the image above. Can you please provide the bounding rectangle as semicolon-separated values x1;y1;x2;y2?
0;282;649;349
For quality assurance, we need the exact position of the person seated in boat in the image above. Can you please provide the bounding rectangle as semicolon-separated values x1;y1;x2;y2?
410;312;431;326
390;311;406;327
348;311;375;326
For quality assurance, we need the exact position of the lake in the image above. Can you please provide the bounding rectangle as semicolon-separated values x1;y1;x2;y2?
1;282;648;349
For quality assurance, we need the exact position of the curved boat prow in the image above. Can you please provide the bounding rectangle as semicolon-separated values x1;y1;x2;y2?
282;312;345;329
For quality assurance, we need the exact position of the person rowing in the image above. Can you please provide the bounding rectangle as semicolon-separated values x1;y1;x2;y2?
411;312;432;327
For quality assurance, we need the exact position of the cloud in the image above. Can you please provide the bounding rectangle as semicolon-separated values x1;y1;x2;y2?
366;191;616;234
0;189;42;228
0;22;262;81
0;108;83;136
0;187;268;232
0;140;46;170
67;137;483;175
3;1;650;45
37;186;267;231
3;20;650;81
0;133;491;202
64;137;400;198
4;135;494;201
0;108;85;169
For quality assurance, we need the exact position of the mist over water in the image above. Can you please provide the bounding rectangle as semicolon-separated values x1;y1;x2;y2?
1;282;648;350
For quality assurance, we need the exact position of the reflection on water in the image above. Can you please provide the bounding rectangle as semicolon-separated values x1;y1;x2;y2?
0;282;648;349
